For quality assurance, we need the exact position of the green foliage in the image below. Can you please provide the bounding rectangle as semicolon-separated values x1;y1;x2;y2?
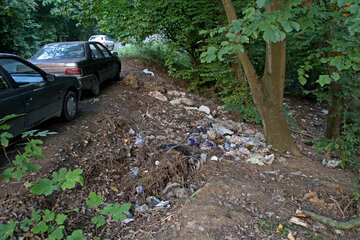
223;93;262;125
86;192;131;228
86;192;102;208
0;221;15;240
30;168;83;196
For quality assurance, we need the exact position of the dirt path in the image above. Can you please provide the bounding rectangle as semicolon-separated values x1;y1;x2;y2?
0;59;359;239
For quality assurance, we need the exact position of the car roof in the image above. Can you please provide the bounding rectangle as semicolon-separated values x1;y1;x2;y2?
44;41;89;45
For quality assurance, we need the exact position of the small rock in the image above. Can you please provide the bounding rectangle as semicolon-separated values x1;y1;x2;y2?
170;98;194;106
168;90;186;98
198;105;211;115
174;188;190;199
198;226;205;231
122;74;139;87
255;132;265;141
149;91;168;101
244;129;255;135
322;158;341;168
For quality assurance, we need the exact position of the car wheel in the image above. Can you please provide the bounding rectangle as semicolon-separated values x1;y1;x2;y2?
62;91;78;121
91;76;100;96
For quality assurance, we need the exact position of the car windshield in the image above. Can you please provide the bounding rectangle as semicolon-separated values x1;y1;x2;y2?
32;43;85;60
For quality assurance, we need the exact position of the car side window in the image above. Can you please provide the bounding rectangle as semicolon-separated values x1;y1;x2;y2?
105;36;110;41
96;44;110;57
90;44;102;59
0;72;10;92
0;58;44;86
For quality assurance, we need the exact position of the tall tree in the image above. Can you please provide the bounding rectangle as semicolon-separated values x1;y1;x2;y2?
221;0;300;155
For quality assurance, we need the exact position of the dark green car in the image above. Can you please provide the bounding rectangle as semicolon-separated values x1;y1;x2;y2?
0;54;82;137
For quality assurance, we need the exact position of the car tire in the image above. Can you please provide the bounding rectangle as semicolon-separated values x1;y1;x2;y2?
114;64;121;81
91;76;100;96
62;91;78;121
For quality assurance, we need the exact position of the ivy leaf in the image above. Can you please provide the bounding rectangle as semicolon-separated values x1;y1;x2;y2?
66;230;83;240
43;209;55;222
101;203;131;222
86;192;102;208
52;168;67;184
291;21;300;31
31;221;48;234
1;114;23;122
331;72;340;81
0;220;16;240
55;214;67;225
0;124;11;130
91;216;106;227
31;178;58;196
0;132;12;147
49;226;64;240
2;167;15;182
20;217;32;231
256;0;266;8
243;7;255;20
31;210;42;222
317;75;332;86
61;169;83;190
35;130;57;137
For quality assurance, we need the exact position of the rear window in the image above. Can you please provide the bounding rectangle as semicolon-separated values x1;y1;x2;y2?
32;43;85;60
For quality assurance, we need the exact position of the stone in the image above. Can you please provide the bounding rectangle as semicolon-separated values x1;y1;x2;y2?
149;91;168;101
255;132;265;141
122;74;139;87
198;105;211;115
167;90;186;98
169;98;194;106
174;188;190;199
244;129;255;135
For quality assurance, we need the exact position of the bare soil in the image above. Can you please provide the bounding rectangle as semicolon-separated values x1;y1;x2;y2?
0;59;359;240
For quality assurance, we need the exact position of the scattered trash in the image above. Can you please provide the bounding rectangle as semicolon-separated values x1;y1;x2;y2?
149;91;168;101
212;124;234;135
129;128;136;136
143;68;155;77
146;196;161;206
122;218;135;224
134;137;144;146
163;182;181;195
153;200;170;209
211;156;219;161
136;186;144;195
130;167;139;179
322;158;341;168
246;155;265;166
187;137;200;147
200;153;207;163
135;204;149;212
158;144;192;156
321;109;329;115
198;105;211;115
288;217;310;228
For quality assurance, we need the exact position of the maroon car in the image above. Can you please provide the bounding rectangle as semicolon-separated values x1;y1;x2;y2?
30;41;121;96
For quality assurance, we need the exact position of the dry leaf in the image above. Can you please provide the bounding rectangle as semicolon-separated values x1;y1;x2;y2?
309;196;326;208
295;209;307;218
304;192;317;199
337;187;344;193
287;232;296;240
288;217;310;228
24;232;34;238
110;186;119;193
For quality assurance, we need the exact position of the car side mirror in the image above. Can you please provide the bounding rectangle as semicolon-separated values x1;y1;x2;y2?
46;73;55;82
112;52;118;56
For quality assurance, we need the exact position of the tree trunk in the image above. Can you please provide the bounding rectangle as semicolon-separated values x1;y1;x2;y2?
325;81;343;139
221;0;301;155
